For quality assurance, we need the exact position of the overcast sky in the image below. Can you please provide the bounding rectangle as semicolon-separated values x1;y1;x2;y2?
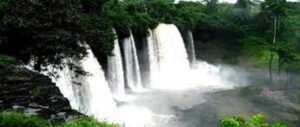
176;0;300;4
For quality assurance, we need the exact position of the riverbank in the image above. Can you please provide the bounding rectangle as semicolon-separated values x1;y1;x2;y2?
179;83;300;127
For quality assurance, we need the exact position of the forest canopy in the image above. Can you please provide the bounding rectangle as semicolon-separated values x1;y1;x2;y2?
0;0;299;73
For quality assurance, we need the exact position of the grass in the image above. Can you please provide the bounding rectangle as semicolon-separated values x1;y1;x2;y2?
0;112;51;127
58;117;118;127
0;112;118;127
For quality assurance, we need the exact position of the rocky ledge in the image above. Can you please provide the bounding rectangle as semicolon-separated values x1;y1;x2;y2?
0;65;83;124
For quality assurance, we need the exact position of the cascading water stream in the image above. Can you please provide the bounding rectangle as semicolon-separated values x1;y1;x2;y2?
150;23;191;89
27;44;117;120
122;31;143;91
146;23;236;90
27;23;246;127
107;31;126;99
185;30;196;66
146;29;160;85
72;45;116;119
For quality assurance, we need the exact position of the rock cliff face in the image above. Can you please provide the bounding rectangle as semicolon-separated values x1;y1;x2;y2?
0;65;83;123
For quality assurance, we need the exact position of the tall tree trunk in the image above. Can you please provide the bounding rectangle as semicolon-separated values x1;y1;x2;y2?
269;16;277;84
278;58;283;87
273;16;277;44
269;54;274;84
285;68;289;89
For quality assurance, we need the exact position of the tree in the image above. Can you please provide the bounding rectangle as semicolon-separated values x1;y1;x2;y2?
122;0;157;37
144;0;176;24
234;0;252;24
204;0;218;14
0;0;86;71
260;0;288;83
0;0;117;74
176;1;206;30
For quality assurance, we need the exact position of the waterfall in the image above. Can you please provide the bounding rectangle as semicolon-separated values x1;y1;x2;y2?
23;23;245;127
107;32;126;99
73;45;116;119
122;31;143;91
28;44;116;120
149;23;191;88
185;30;196;65
146;29;160;85
27;59;84;111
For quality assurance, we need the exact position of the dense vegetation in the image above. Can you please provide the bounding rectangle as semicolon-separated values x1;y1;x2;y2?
0;112;288;127
0;112;118;127
0;112;51;127
0;0;299;126
0;0;299;75
220;114;287;127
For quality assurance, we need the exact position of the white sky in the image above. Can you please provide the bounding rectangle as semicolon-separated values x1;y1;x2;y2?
176;0;300;4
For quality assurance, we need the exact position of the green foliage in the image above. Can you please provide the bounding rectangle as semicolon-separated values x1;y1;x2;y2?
0;0;86;71
176;1;205;29
102;0;131;37
261;0;288;17
0;112;51;127
122;0;158;37
221;117;242;127
220;114;288;127
241;85;263;96
58;117;118;127
0;55;16;68
0;112;118;127
32;86;46;99
0;0;299;75
145;0;176;24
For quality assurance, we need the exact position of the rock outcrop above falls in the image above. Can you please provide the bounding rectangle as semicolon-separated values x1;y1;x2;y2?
0;65;83;123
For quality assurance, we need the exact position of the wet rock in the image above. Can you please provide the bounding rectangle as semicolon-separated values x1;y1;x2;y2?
24;108;41;115
0;100;3;106
12;105;25;110
0;65;83;123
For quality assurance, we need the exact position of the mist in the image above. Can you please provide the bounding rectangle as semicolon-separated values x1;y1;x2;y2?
106;60;253;127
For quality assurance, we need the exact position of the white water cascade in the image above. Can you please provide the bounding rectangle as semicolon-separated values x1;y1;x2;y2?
28;44;117;120
144;23;239;90
150;23;191;88
107;32;126;99
185;30;196;65
122;32;143;91
72;45;116;119
146;29;160;85
27;23;248;127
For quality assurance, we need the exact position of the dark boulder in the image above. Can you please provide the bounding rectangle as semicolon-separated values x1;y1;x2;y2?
0;65;83;124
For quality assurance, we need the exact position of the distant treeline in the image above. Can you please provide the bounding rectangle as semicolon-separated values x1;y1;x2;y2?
0;0;299;73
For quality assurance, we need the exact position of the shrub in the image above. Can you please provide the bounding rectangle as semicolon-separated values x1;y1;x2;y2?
58;117;118;127
220;114;288;127
0;55;16;68
0;112;51;127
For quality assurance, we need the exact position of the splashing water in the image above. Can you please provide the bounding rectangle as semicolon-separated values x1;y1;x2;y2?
149;23;191;89
105;24;245;127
